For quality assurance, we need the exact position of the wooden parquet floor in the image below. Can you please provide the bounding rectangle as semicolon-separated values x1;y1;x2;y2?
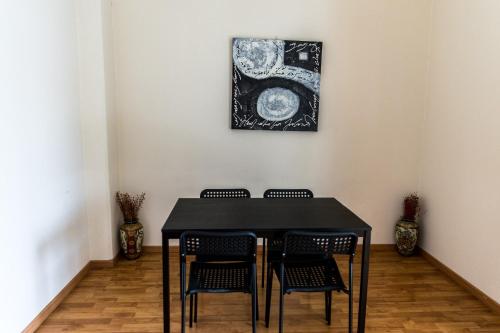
37;248;500;333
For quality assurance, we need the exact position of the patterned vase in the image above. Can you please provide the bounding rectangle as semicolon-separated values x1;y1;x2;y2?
119;221;144;259
395;219;418;256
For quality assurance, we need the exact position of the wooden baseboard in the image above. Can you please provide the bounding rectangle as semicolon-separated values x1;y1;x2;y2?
363;244;395;252
143;245;162;253
89;252;121;268
21;262;91;333
419;247;500;315
22;251;120;332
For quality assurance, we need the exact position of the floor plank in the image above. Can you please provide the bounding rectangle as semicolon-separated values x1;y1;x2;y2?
37;248;500;332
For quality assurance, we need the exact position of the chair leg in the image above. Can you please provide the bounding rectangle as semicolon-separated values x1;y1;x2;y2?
252;278;257;333
256;286;259;321
194;293;198;323
278;286;284;333
349;256;354;333
179;261;183;300
189;294;193;328
348;290;353;333
279;264;285;333
324;292;328;321
261;238;266;288
265;262;273;328
327;291;332;326
181;265;186;333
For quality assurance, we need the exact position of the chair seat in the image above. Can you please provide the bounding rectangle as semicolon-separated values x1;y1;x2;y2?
187;261;253;294
273;259;346;293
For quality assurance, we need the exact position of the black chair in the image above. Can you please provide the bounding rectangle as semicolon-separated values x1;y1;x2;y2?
264;231;358;333
263;189;314;199
200;188;251;198
179;231;258;333
199;189;257;283
261;189;313;287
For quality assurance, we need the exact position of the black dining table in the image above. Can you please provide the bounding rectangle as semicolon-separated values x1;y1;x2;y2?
161;197;372;333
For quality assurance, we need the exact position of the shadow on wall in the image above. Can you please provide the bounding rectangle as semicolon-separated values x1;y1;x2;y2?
34;205;88;313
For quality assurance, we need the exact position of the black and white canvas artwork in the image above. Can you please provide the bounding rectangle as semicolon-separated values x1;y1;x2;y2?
231;38;322;131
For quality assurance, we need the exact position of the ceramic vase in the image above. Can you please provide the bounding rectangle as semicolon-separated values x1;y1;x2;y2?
119;220;144;259
395;219;418;256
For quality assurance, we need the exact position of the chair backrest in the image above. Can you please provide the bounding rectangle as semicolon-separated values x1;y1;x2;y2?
200;189;251;198
263;189;313;198
180;231;257;262
283;231;358;258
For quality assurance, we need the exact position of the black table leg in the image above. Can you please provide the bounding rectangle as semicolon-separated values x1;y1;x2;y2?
162;232;170;333
357;230;371;333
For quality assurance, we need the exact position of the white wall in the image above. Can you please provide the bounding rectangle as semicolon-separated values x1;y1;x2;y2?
111;0;431;245
419;0;500;303
0;1;90;331
102;0;121;257
77;0;119;261
1;2;498;331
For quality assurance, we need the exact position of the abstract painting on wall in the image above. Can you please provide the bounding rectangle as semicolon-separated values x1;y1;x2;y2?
231;38;322;131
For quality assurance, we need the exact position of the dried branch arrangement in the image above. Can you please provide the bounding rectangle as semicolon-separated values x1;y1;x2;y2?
116;191;146;223
403;193;419;221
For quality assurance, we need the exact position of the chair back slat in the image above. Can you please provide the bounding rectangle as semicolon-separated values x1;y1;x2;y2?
283;231;358;258
263;189;313;198
180;231;257;261
200;189;251;198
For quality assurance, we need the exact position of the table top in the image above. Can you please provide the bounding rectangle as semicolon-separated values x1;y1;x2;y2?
162;197;371;238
